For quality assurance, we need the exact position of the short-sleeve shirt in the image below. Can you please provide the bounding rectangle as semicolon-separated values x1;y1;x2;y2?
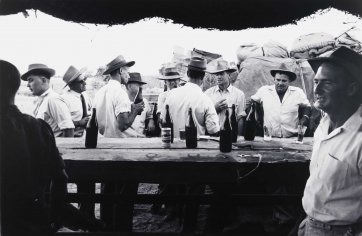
302;105;362;225
33;88;75;137
156;90;169;114
92;80;132;138
1;105;65;235
251;85;310;137
205;85;246;125
161;82;220;138
61;90;92;137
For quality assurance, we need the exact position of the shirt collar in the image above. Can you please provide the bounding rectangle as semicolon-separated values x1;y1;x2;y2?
68;89;81;97
39;88;52;98
216;84;232;93
184;82;202;91
319;105;362;139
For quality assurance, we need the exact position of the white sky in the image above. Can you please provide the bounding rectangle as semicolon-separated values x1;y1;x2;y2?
0;8;361;76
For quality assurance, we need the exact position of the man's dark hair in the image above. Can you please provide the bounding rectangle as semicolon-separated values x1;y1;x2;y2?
0;60;21;104
187;68;205;80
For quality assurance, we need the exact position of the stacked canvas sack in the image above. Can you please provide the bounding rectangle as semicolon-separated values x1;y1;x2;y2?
236;40;289;65
290;32;336;59
336;27;362;53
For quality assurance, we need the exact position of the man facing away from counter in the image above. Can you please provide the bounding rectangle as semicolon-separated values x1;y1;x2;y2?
299;46;362;235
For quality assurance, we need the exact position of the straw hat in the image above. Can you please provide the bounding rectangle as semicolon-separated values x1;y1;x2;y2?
62;66;87;88
103;55;135;75
206;59;236;74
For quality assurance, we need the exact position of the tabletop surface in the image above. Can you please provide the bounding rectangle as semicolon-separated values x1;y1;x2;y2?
56;136;313;164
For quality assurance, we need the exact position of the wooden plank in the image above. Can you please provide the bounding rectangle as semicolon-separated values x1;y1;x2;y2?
56;137;313;151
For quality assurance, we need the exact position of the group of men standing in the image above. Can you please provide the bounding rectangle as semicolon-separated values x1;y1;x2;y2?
1;45;361;235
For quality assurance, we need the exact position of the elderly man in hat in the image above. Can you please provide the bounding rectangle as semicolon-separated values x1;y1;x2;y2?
1;60;104;235
250;63;311;138
93;55;144;138
298;46;362;236
162;57;220;137
205;59;246;135
22;63;74;137
61;66;92;137
125;72;155;137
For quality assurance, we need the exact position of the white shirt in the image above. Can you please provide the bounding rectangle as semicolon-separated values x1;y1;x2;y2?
302;105;362;225
33;88;74;137
156;90;169;114
161;82;220;138
205;84;246;125
61;90;92;121
251;85;310;137
93;80;136;138
61;90;92;137
129;98;152;137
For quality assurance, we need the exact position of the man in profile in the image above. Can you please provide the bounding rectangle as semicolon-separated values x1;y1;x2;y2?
299;46;362;235
0;60;103;236
21;63;75;137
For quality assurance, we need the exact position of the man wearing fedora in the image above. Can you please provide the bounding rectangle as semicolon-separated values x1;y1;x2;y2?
22;63;75;137
93;55;144;138
205;59;246;134
125;72;155;137
298;46;362;236
162;57;220;137
156;67;184;118
61;65;92;137
251;63;311;138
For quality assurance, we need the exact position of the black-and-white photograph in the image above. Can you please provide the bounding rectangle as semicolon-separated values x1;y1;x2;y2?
1;1;362;235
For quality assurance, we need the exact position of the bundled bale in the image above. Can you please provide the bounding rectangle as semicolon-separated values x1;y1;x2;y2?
234;56;315;103
336;27;362;53
236;40;289;64
191;48;222;63
290;32;336;59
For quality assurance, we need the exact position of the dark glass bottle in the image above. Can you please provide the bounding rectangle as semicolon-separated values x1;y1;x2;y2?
185;107;197;148
231;104;238;143
134;87;143;104
153;103;161;137
134;87;143;115
163;104;174;143
85;108;98;148
220;109;232;152
244;102;257;141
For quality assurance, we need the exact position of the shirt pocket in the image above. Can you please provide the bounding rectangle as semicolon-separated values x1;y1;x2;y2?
318;152;349;191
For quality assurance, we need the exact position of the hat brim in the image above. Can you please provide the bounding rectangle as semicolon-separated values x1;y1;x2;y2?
102;61;135;75
21;68;55;81
127;81;147;85
270;69;297;82
158;75;183;80
63;67;87;88
206;68;236;74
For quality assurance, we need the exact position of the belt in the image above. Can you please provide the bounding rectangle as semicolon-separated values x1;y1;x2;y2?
308;217;353;231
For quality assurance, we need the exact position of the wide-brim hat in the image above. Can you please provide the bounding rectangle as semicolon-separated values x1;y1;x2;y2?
308;46;362;86
206;59;237;74
188;57;207;72
103;55;135;75
128;72;147;84
63;66;87;88
270;63;297;82
158;67;183;80
21;63;55;81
